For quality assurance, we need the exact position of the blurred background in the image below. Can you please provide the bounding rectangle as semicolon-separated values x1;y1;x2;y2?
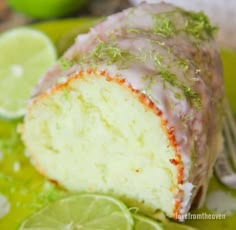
0;0;236;50
0;0;131;31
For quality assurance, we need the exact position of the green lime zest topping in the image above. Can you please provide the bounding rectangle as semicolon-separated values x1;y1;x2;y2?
151;9;217;41
178;57;189;72
59;57;78;70
159;69;177;86
142;75;157;93
59;40;136;70
92;41;135;66
182;85;201;109
127;28;144;34
175;92;183;100
159;69;201;109
183;11;218;40
153;13;175;38
154;52;164;67
139;46;201;110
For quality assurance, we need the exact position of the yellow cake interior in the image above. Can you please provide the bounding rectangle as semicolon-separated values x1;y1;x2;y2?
22;71;180;217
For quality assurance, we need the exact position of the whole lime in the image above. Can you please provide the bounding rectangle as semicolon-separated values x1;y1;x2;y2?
7;0;86;19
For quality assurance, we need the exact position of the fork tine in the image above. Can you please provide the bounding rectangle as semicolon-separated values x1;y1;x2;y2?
224;101;236;169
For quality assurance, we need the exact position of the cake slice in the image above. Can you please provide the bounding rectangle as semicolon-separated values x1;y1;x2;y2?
21;3;224;220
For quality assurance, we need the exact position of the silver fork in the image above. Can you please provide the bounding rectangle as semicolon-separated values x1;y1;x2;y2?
214;100;236;189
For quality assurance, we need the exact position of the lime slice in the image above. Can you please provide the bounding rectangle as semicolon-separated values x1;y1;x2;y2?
0;28;56;119
133;214;164;230
19;194;134;229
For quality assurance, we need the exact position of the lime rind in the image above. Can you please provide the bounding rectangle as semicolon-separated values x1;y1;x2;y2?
133;213;163;230
19;193;134;230
0;107;25;120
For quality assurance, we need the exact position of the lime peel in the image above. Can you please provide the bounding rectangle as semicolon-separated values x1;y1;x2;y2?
133;214;164;230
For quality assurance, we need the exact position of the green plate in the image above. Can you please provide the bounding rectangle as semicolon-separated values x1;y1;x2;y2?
0;18;236;229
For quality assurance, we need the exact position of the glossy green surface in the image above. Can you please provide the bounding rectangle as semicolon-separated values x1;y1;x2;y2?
0;18;236;229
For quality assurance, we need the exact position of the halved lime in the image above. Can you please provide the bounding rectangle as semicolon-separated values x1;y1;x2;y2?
19;194;134;229
0;28;56;119
133;214;164;230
